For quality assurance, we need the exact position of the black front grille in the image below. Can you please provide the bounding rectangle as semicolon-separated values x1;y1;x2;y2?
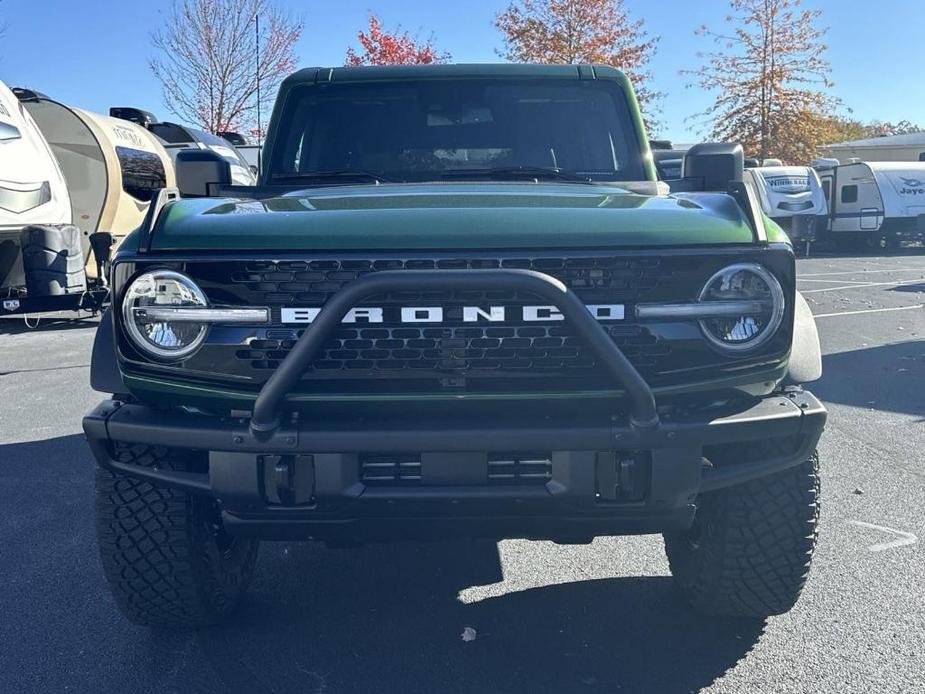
235;323;670;374
161;248;794;395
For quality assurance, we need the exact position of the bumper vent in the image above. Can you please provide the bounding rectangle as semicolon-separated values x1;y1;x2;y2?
360;454;422;485
487;454;553;484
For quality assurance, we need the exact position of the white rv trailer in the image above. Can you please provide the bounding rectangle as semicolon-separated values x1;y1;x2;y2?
2;90;176;315
744;166;828;242
0;81;73;299
22;97;176;244
815;161;925;248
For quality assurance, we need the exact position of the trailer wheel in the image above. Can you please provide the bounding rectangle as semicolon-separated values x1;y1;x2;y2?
96;444;259;628
664;451;820;618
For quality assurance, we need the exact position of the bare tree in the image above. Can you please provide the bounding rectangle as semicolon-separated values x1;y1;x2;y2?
687;0;837;163
150;0;302;135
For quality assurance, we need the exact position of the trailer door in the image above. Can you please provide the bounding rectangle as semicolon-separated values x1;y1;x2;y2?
831;165;883;233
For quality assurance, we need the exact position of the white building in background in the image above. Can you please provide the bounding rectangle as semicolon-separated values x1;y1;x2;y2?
821;132;925;164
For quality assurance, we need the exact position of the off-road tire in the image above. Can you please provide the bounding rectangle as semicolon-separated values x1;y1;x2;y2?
95;443;259;628
664;450;820;618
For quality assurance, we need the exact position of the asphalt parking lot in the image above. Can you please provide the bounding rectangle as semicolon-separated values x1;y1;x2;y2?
1;251;924;694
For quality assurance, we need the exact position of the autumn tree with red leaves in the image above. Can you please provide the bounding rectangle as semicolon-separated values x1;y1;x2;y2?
494;0;661;126
150;0;302;135
346;15;450;66
687;0;838;163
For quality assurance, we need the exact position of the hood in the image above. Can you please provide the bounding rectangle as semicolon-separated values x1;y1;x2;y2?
149;182;757;251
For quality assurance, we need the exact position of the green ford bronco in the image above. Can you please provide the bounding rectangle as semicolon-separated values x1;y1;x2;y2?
84;64;826;628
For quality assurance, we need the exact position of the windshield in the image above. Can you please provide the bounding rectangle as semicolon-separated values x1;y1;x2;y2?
270;78;646;183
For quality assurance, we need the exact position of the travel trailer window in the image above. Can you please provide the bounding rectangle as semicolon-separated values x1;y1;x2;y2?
841;185;858;203
821;179;831;203
149;122;193;144
115;146;167;202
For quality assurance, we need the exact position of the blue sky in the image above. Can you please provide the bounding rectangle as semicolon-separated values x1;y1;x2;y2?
0;0;920;142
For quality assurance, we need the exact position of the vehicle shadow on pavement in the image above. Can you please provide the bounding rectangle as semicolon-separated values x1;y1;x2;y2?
1;434;764;694
815;340;925;417
195;541;766;694
805;245;925;259
891;282;925;294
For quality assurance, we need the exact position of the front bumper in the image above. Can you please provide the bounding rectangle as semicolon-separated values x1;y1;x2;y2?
83;389;826;542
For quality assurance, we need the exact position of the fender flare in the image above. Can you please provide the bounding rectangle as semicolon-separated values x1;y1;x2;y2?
90;308;128;396
786;291;822;384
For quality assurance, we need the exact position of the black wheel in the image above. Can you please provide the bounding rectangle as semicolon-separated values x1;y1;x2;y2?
664;451;820;618
95;443;259;628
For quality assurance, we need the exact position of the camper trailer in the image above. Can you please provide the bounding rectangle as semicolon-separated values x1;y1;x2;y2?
0;81;78;312
744;166;828;243
815;161;925;248
650;141;689;181
2;90;176;316
109;108;257;186
23;96;176;245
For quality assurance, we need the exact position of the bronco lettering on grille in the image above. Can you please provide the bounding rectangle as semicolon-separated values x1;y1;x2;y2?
280;304;625;325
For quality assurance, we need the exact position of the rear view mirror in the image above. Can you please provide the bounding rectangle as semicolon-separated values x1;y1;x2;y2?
175;148;232;198
683;143;744;191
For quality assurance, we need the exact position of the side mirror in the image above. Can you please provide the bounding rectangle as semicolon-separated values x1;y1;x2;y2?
88;231;114;283
683;143;744;191
176;148;231;197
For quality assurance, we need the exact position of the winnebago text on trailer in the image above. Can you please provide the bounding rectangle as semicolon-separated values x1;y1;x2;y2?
83;64;826;628
744;165;828;246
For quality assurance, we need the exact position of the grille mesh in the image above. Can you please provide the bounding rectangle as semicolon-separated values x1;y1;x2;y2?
214;254;685;379
236;323;670;374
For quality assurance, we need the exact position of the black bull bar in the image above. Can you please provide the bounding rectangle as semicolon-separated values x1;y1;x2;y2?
84;268;827;508
249;269;660;436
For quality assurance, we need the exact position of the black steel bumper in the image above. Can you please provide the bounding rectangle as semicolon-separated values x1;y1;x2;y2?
83;390;826;542
84;268;825;541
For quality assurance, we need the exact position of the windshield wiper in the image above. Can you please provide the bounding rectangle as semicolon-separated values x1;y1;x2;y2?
273;170;395;184
437;166;594;183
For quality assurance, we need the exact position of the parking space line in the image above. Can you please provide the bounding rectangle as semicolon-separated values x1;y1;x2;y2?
848;520;918;552
798;278;874;284
800;268;925;277
813;304;924;318
802;278;925;294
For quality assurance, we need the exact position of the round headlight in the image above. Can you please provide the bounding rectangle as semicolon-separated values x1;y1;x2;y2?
698;263;784;352
122;270;208;360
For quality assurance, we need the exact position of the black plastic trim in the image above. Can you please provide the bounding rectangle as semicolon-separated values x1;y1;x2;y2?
83;390;826;500
90;308;128;395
